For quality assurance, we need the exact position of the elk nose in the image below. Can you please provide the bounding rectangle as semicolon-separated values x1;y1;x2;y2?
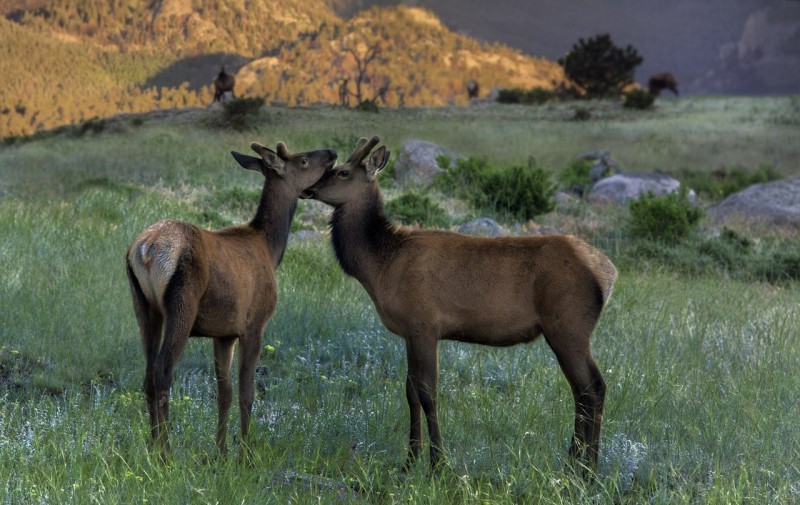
300;189;315;199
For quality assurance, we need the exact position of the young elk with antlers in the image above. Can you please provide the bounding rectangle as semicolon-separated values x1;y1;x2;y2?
301;137;616;472
126;142;337;459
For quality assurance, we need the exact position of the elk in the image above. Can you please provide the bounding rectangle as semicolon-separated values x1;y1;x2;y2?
466;79;480;101
213;66;236;102
126;142;337;459
648;72;679;96
301;136;617;472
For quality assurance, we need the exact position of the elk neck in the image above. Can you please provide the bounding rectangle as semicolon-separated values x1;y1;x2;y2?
248;175;298;268
329;185;401;280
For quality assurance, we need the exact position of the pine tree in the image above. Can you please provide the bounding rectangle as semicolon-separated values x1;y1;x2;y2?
558;34;643;99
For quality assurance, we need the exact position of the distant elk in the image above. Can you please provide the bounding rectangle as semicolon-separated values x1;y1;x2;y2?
466;79;480;100
213;66;236;102
648;72;679;96
126;142;337;460
301;136;617;473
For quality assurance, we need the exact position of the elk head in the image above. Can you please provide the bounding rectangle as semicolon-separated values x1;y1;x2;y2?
300;136;390;205
232;141;338;193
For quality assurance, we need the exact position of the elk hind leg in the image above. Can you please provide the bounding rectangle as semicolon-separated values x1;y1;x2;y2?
213;337;236;455
151;294;197;459
126;265;165;448
548;339;606;472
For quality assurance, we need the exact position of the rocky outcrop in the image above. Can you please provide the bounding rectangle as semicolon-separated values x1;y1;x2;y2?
393;140;462;188
707;177;800;228
457;217;504;237
588;172;695;205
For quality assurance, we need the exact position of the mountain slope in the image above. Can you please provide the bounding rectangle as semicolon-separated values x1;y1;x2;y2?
237;6;564;106
1;0;564;138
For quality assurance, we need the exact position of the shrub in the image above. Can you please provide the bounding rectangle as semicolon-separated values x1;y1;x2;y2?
623;89;655;110
525;87;557;104
559;33;643;98
497;88;526;104
559;159;594;194
677;165;783;201
384;192;450;228
497;87;555;105
435;156;555;221
355;100;380;113
572;107;592;121
222;97;265;130
628;189;703;243
482;160;556;220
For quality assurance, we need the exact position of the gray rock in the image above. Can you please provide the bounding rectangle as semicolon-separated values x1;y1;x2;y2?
393;140;462;188
458;217;504;237
578;149;622;182
289;230;323;243
588;172;695;205
707;177;800;228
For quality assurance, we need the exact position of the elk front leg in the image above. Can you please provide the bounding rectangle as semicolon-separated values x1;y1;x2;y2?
404;371;423;470
237;330;264;462
406;338;443;470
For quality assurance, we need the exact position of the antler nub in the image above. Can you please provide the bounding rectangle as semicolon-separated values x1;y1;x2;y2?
276;142;291;160
346;135;381;165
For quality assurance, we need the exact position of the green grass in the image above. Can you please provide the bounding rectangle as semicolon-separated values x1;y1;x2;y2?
1;98;799;503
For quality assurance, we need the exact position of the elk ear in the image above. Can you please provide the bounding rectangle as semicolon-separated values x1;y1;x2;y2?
231;151;262;173
250;142;286;177
366;146;390;181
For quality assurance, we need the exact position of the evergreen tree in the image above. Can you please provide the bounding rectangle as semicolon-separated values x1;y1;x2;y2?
558;34;643;99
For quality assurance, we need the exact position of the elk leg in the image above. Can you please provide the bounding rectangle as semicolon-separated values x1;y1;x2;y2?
213;337;236;455
237;329;264;460
406;338;443;469
152;300;196;458
549;344;606;472
127;267;165;449
404;370;423;470
141;311;164;448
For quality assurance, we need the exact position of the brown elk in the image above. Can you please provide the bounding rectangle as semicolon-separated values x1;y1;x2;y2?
126;142;337;459
213;66;236;102
466;79;480;100
648;72;679;96
301;136;617;472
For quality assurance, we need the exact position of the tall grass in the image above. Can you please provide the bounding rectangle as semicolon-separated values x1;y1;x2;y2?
0;99;799;502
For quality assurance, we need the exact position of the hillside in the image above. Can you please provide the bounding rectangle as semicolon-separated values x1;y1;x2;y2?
236;6;563;106
0;0;564;139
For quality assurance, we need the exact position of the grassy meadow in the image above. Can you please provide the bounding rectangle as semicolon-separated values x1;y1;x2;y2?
0;97;799;503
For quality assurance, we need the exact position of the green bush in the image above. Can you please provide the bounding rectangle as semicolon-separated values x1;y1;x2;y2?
572;107;592;121
623;89;655;110
384;192;450;228
355;100;380;113
559;159;594;193
497;87;555;105
628;189;703;243
435;156;555;221
482;161;556;220
222;97;265;130
677;165;783;201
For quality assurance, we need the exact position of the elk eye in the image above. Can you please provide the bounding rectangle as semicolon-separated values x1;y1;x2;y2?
301;157;309;166
338;170;350;178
